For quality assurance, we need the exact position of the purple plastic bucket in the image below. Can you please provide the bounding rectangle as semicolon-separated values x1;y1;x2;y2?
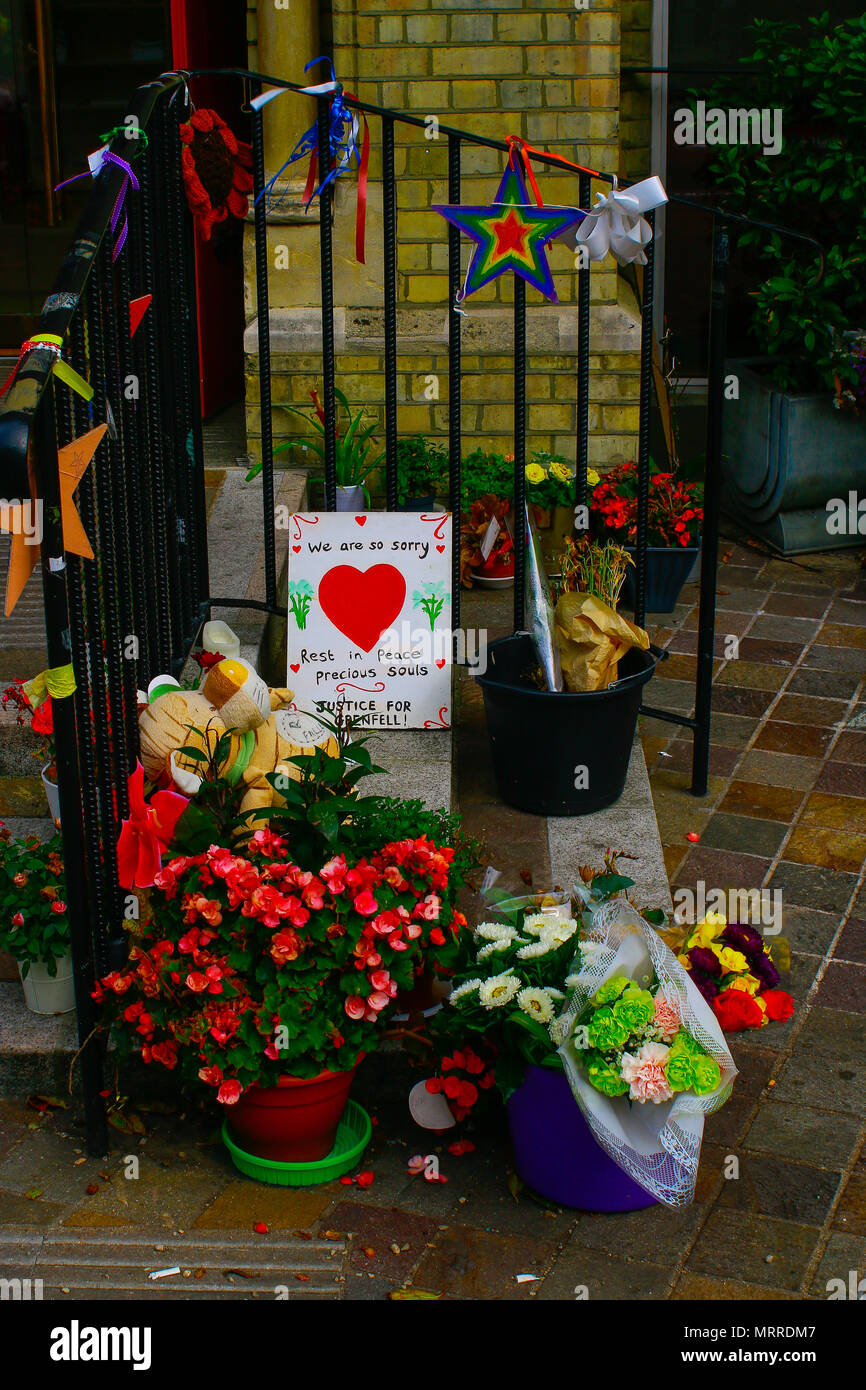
506;1065;657;1211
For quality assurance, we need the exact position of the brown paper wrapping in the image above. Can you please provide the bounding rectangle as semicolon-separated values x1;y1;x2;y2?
553;592;650;692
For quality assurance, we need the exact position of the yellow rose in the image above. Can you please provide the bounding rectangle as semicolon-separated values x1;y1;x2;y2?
549;461;571;482
587;468;600;486
525;463;546;485
711;944;748;974
727;974;761;995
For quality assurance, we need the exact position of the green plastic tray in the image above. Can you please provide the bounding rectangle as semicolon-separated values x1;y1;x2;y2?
221;1099;372;1187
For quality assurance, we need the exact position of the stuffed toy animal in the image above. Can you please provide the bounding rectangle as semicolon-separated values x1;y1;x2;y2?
137;657;337;815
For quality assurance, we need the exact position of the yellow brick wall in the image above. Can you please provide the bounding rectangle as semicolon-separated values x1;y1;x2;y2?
244;0;651;471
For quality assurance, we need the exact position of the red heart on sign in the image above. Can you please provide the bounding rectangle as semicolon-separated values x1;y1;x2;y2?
292;545;301;553
436;659;446;669
290;663;300;673
436;545;445;553
318;565;406;652
355;516;366;526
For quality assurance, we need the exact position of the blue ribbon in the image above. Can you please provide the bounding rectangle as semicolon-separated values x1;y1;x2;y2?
254;57;360;212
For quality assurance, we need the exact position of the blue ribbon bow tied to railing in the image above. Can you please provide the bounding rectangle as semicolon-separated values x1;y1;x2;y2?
251;56;370;263
55;145;140;262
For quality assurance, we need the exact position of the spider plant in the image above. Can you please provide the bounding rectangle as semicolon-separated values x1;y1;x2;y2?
247;387;385;494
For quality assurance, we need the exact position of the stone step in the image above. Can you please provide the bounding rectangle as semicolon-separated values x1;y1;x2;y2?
0;1228;346;1299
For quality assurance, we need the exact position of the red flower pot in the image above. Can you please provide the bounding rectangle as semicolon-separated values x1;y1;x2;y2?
227;1060;362;1163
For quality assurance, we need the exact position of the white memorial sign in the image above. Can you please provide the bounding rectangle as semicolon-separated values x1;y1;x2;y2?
286;511;452;730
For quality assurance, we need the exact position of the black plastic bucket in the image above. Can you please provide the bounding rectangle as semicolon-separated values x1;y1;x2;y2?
476;634;661;816
623;545;700;614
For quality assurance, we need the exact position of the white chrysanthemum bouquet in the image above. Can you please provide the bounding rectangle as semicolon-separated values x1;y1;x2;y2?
438;906;584;1099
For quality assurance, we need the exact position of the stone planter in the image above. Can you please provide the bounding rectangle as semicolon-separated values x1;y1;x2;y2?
722;359;866;554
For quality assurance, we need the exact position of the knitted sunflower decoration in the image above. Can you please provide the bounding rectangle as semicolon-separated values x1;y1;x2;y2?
179;108;253;241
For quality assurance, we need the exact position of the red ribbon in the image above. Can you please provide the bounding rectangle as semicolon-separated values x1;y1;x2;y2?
506;135;602;207
304;99;369;264
116;761;188;890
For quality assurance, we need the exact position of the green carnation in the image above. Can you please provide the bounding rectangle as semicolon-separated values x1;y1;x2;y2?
664;1052;697;1093
592;976;629;1007
612;986;654;1034
668;1028;702;1057
690;1055;721;1095
585;1050;629;1098
586;1006;629;1052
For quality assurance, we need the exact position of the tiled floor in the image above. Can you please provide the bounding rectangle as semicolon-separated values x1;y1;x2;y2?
0;532;863;1300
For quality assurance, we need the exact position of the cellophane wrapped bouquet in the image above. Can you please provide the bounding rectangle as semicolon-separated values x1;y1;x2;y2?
557;899;737;1207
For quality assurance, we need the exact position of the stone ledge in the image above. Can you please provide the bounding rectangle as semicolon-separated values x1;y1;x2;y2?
546;741;673;915
243;302;641;357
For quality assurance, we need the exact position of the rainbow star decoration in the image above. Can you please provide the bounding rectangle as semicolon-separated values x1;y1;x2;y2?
433;160;585;303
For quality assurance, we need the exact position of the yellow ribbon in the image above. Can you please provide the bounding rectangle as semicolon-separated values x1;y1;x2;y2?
30;334;94;404
23;664;77;707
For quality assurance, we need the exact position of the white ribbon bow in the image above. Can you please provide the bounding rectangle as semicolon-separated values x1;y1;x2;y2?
576;175;668;266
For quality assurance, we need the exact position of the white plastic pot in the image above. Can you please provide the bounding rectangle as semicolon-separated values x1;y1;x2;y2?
18;951;76;1015
41;764;60;823
335;484;366;513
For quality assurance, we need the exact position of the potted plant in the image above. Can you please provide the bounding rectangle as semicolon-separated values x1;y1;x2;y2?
423;864;672;1210
0;824;75;1014
396;436;448;510
250;387;384;511
459;494;514;589
525;452;599;568
477;537;658;815
588;462;703;612
2;680;59;822
706;13;866;553
460;448;515;508
97;710;470;1175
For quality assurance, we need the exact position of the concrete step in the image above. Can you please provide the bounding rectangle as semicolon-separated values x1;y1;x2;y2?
0;1228;346;1299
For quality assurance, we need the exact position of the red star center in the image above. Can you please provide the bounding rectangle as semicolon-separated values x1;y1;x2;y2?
491;208;529;261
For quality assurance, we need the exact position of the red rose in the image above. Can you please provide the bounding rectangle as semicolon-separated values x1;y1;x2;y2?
761;989;794;1022
713;987;765;1031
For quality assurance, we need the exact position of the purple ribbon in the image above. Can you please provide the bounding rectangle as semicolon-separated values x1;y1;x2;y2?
56;151;139;262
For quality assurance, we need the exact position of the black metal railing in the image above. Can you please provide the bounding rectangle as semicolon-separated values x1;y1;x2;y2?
0;68;820;1154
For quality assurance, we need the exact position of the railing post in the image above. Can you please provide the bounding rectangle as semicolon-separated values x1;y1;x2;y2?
692;216;728;796
634;209;655;633
251;83;278;604
576;171;591;510
382;115;398;511
447;134;462;636
513;278;527;632
317;93;338;511
32;385;107;1158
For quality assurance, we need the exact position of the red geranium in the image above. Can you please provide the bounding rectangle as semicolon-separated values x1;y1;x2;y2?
589;462;703;549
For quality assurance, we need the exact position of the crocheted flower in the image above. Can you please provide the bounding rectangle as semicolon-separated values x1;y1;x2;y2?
180;108;253;241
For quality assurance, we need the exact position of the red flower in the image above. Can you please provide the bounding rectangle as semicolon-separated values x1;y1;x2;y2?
11;911;24;926
193;650;223;670
217;1079;243;1105
179;108;253;242
344;995;366;1020
31;696;54;738
352;890;379;917
429;927;446;946
761;989;794;1022
713;987;765;1031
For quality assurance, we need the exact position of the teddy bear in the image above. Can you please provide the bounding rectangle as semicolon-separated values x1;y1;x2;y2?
138;656;338;816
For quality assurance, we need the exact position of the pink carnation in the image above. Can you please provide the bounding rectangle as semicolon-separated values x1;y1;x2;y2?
653;993;681;1041
620;1042;673;1105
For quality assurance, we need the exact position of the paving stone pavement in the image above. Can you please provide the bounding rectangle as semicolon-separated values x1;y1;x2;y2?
0;515;864;1298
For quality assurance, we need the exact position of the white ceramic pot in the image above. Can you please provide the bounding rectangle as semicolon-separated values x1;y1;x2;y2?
18;950;76;1015
335;484;365;513
41;764;61;823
